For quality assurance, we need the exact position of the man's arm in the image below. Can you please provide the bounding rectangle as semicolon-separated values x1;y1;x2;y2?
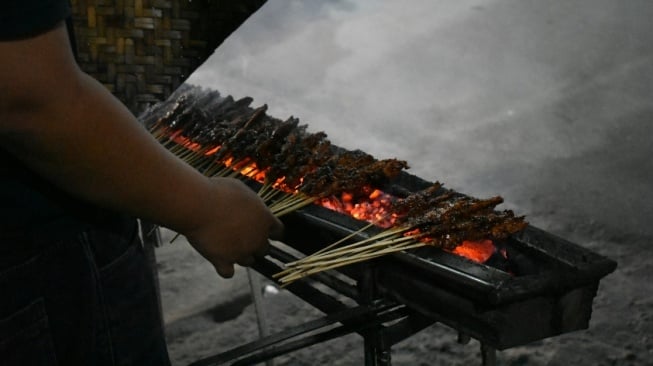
0;23;282;278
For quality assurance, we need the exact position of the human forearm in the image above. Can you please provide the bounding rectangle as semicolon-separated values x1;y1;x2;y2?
1;70;211;233
1;23;283;278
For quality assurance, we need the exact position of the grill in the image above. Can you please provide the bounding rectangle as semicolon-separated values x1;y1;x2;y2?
143;85;616;366
188;166;616;366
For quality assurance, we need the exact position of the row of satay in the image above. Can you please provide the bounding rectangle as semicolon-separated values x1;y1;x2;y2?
145;86;527;250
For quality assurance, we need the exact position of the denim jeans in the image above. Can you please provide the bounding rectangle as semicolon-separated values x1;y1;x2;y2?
0;217;171;366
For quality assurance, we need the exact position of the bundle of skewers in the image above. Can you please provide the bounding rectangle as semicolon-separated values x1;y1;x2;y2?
274;183;527;285
143;86;528;284
145;87;408;217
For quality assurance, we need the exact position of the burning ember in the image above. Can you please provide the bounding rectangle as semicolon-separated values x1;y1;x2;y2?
452;240;496;263
214;154;510;266
319;189;397;228
320;191;502;265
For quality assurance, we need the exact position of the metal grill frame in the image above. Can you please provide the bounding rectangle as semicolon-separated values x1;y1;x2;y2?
189;174;617;366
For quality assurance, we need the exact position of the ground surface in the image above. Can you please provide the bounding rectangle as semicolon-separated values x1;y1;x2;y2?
157;1;652;365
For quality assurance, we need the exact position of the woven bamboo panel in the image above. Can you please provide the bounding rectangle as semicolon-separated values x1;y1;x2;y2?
70;0;266;114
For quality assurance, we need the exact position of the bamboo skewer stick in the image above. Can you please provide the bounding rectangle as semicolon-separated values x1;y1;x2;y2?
286;238;424;273
280;230;402;270
261;189;279;202
261;189;287;205
296;226;409;261
257;183;274;199
284;233;422;273
274;227;427;284
179;149;198;162
277;241;427;285
287;234;419;268
227;169;244;179
266;190;299;206
278;242;416;284
259;183;292;203
187;153;209;168
274;227;418;279
205;164;230;177
271;202;314;218
268;193;304;210
168;144;186;156
149;126;167;140
299;222;377;260
270;196;317;217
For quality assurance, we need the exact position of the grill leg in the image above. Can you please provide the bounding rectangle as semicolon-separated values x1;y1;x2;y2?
481;343;496;366
360;264;391;366
140;220;164;325
364;334;391;366
247;268;274;366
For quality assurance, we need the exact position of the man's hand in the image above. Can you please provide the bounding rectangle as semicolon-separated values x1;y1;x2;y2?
184;178;284;278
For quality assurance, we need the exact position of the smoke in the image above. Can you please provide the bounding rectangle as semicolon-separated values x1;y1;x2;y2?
187;0;653;236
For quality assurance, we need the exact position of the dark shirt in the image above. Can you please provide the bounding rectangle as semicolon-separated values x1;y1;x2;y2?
0;7;164;365
1;1;131;238
0;0;71;39
0;151;107;232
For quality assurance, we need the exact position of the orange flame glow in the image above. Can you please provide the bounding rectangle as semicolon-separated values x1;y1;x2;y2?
205;146;221;155
318;189;398;228
451;240;496;263
174;142;499;264
170;133;202;152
